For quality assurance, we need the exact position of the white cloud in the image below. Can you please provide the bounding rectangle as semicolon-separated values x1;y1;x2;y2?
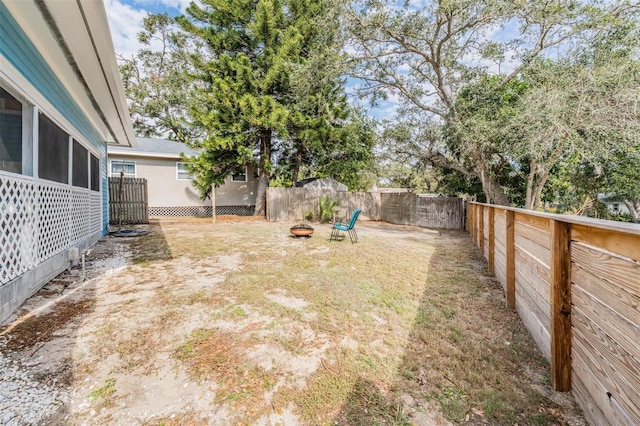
104;0;148;59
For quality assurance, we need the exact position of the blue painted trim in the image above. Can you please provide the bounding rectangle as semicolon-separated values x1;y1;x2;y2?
0;2;104;151
102;144;109;234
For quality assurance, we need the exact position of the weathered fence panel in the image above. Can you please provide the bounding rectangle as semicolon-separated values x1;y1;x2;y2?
108;177;149;225
468;202;640;425
380;193;464;229
267;188;380;222
267;188;465;230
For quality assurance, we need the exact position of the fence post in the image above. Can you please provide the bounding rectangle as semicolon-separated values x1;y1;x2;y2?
488;206;495;274
211;185;217;223
478;205;484;253
468;203;474;240
473;204;478;245
506;210;515;309
143;179;149;223
550;219;572;392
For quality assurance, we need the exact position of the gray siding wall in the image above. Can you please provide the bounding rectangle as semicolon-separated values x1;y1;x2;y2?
109;155;210;208
215;165;259;207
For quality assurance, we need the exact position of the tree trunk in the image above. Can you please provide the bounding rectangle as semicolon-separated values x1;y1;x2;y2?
525;162;536;209
477;162;509;206
624;200;640;223
530;170;550;211
254;129;272;216
292;141;302;187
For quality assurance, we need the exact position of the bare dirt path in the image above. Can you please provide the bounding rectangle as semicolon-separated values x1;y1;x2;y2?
0;219;586;425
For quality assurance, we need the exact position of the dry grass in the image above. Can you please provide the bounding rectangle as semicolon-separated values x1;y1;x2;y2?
0;299;93;352
0;219;585;425
135;219;581;425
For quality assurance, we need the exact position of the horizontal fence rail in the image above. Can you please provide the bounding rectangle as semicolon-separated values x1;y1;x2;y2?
266;188;464;230
467;202;640;425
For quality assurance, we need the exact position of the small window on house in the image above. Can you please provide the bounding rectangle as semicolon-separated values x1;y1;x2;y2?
90;154;100;192
612;203;619;212
110;160;135;177
0;87;23;174
72;140;88;188
176;162;191;180
231;166;247;182
38;112;69;184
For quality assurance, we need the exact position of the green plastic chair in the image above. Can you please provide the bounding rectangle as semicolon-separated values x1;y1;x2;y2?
330;209;361;244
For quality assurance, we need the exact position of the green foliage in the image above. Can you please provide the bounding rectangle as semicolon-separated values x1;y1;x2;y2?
88;378;116;402
319;196;339;223
119;13;201;141
174;0;373;211
347;0;640;210
304;210;315;221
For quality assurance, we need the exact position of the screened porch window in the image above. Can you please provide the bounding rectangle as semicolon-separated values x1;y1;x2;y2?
72;140;88;188
38;112;69;184
90;154;100;191
111;160;135;177
0;87;23;174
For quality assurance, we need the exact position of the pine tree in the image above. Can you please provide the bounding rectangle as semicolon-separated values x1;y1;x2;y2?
178;0;356;215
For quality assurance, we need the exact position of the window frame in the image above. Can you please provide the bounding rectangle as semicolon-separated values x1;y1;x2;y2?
71;139;89;188
1;74;103;193
0;83;33;176
231;166;247;182
176;162;191;181
37;111;70;184
90;154;100;192
110;159;136;178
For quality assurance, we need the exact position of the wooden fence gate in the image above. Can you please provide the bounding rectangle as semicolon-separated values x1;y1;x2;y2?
108;177;149;225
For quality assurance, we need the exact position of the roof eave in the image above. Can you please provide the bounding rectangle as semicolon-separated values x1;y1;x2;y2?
3;0;136;148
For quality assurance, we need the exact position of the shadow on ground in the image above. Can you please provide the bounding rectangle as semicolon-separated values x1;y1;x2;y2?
332;229;586;425
0;221;172;424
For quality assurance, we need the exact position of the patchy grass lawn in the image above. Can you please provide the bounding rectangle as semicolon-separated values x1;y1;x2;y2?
0;219;585;425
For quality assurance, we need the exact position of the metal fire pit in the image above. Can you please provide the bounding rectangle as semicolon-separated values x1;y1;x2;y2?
290;223;314;238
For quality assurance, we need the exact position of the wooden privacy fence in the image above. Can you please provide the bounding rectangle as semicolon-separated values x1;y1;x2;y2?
267;188;380;222
380;193;464;229
108;177;149;225
266;188;464;229
467;202;640;425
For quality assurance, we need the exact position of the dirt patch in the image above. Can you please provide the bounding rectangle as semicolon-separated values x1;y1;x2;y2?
0;220;586;425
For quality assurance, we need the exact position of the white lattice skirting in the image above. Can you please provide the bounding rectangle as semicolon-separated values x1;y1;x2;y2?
148;205;256;217
149;206;213;217
1;173;101;320
215;205;255;216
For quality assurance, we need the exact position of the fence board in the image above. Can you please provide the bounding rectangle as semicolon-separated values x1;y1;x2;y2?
266;188;464;230
516;296;551;359
572;352;635;425
573;327;640;422
573;308;640;396
572;246;640;331
572;286;640;363
515;253;551;326
515;232;551;267
108;177;149;225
